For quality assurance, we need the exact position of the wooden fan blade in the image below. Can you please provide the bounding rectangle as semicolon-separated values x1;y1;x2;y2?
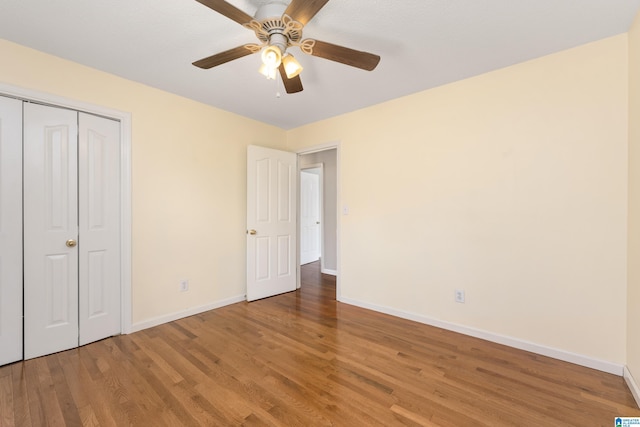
193;45;255;69
284;0;330;25
195;0;253;25
278;64;303;94
307;40;380;71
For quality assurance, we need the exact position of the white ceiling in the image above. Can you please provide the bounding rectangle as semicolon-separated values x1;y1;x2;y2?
1;0;639;129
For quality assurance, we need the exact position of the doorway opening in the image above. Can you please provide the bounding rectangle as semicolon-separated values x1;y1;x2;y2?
298;147;338;297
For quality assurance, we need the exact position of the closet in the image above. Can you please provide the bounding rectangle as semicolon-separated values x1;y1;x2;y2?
0;96;121;365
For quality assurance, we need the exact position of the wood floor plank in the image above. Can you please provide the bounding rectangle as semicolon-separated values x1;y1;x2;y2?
1;261;639;426
90;338;171;425
9;363;32;427
391;403;441;427
0;367;14;426
74;348;122;427
32;357;68;426
46;354;83;427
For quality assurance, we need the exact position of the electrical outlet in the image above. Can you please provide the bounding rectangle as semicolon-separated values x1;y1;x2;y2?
179;279;189;292
455;289;465;303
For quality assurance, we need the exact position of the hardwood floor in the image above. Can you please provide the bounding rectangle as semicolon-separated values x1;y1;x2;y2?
1;261;639;426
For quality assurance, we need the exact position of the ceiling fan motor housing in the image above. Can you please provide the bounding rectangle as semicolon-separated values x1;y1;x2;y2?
251;1;304;56
268;33;288;56
254;1;288;21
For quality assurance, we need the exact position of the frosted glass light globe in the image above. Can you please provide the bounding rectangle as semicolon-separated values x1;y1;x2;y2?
261;46;282;69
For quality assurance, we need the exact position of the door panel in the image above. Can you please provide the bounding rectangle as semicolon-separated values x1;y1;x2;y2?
0;96;23;365
277;235;292;276
78;112;121;345
247;145;297;301
300;170;321;265
24;103;79;359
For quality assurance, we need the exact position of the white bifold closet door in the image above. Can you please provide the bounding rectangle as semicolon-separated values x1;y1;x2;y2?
23;102;121;360
77;112;121;346
0;97;23;366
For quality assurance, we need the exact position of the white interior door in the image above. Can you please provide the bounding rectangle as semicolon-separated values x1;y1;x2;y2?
0;96;23;365
24;102;79;359
300;169;321;265
78;112;121;346
247;145;297;301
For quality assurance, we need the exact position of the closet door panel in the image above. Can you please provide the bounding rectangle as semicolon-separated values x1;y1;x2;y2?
78;112;121;345
0;96;23;366
24;103;79;360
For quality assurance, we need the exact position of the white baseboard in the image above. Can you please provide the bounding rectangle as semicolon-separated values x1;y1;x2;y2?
624;366;640;407
338;296;624;376
130;294;245;333
321;268;337;276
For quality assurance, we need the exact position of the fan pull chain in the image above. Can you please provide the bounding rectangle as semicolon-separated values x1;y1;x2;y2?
275;73;281;98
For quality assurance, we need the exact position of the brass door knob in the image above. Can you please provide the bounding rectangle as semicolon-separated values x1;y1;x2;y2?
66;239;77;247
248;229;257;235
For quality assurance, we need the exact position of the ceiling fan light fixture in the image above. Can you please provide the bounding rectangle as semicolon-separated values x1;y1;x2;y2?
258;63;277;80
261;45;282;69
192;0;380;95
282;54;303;78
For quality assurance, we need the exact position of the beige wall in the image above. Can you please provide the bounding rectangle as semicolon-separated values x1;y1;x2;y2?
287;35;629;364
0;31;634;368
0;39;286;325
628;11;640;383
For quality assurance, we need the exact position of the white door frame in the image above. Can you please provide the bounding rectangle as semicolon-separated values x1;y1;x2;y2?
295;142;340;299
0;83;133;334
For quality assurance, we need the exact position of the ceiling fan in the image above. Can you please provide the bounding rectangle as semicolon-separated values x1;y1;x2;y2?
192;0;381;94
